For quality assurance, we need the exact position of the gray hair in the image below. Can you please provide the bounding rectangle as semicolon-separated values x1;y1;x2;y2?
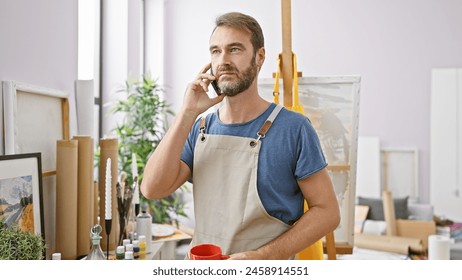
214;12;264;55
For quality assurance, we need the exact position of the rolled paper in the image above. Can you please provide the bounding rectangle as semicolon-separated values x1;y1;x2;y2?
55;139;78;260
72;135;94;258
382;190;397;236
105;157;112;220
354;233;423;254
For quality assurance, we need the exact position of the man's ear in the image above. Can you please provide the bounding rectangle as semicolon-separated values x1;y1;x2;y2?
256;47;265;68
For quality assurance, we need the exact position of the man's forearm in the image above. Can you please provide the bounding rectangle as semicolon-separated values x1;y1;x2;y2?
256;206;340;260
140;109;197;199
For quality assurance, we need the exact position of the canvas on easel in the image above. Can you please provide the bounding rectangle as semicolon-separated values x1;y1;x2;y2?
259;75;361;254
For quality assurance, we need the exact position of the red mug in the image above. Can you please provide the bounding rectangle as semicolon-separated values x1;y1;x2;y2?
189;244;230;260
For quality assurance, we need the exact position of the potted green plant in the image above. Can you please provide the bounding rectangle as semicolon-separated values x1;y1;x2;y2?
0;224;46;260
112;72;188;227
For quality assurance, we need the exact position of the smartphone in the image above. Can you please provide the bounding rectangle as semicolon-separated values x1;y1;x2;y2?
210;66;221;96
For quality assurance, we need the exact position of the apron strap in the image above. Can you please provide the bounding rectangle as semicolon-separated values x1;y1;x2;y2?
199;117;206;132
198;104;283;146
199;117;206;142
250;104;283;147
257;104;283;138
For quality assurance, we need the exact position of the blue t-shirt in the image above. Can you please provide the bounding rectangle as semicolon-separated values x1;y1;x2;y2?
181;103;327;225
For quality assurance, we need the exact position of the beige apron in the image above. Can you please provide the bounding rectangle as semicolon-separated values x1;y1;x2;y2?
190;104;291;256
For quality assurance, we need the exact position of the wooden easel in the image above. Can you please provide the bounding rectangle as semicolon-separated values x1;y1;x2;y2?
279;0;342;260
280;0;294;109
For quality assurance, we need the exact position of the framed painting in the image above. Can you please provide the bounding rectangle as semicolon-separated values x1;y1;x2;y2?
0;153;44;238
259;76;361;253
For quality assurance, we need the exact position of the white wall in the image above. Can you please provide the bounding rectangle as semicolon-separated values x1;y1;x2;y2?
0;0;78;135
156;0;462;204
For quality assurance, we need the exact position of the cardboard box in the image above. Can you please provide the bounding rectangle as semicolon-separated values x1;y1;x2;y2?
396;219;436;250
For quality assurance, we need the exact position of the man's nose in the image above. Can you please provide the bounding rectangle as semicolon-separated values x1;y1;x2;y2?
214;51;231;67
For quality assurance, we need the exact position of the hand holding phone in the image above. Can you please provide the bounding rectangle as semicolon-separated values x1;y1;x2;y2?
210;66;221;96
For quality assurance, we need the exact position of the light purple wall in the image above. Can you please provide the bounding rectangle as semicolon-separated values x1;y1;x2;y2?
0;0;78;134
0;0;78;259
291;0;462;204
160;0;462;203
290;0;462;203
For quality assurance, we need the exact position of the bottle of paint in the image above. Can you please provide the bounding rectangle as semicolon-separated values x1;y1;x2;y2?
138;235;147;260
124;251;134;260
132;240;140;260
136;203;152;253
116;246;125;260
52;253;61;260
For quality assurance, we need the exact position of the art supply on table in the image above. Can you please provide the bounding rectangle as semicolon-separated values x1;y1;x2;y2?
152;224;175;238
116;246;125;260
136;203;153;253
132;240;140;260
116;171;136;245
117;171;135;245
122;238;131;247
124;251;134;260
116;181;125;242
125;243;134;254
138;235;147;260
86;224;106;260
132;153;140;216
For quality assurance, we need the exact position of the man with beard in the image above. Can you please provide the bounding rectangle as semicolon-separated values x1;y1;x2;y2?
141;12;340;260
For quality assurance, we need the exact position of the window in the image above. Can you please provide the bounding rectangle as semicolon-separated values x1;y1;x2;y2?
78;0;101;140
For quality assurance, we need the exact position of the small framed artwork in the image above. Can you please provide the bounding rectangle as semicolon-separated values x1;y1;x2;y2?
0;153;44;238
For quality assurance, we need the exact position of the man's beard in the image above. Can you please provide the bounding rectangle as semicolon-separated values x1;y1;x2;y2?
218;60;258;97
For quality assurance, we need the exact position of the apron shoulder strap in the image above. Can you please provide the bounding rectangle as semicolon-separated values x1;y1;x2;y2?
199;117;206;132
198;116;207;142
257;104;283;138
198;105;283;144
